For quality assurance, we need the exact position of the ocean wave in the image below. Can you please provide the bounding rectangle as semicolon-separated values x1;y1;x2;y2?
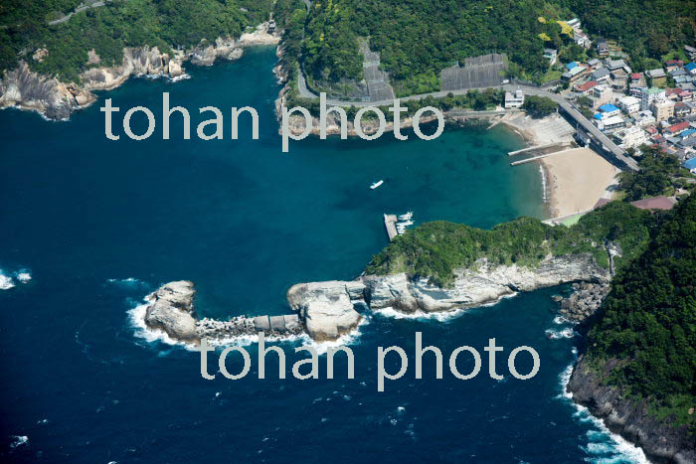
126;297;198;352
0;267;32;290
373;306;469;321
9;435;28;449
126;293;363;354
545;327;576;339
556;362;649;464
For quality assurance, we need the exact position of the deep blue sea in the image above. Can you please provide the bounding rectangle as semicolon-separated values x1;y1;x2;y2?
0;47;647;463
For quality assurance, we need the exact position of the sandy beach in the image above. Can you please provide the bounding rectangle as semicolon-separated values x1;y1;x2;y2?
541;148;620;219
500;112;620;219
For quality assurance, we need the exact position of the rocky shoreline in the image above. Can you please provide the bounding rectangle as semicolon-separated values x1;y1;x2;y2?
568;358;696;464
141;253;610;344
0;22;280;120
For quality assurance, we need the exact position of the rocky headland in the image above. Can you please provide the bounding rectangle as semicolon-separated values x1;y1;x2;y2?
568;358;696;464
0;22;280;120
142;253;610;344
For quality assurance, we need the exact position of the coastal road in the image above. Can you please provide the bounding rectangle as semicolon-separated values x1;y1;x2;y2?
297;72;639;171
48;1;111;26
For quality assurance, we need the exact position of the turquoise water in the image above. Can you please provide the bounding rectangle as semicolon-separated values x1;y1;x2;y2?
0;47;645;463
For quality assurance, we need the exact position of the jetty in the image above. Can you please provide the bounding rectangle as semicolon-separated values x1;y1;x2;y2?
508;142;568;156
384;214;399;241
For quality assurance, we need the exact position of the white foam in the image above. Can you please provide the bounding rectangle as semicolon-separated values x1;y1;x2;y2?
0;273;15;290
15;271;32;283
9;435;28;448
557;362;649;464
545;327;576;339
126;296;197;351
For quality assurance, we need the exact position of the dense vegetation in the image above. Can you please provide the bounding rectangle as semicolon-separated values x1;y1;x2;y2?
301;0;573;95
366;201;654;286
521;95;559;118
0;0;274;81
619;146;693;201
586;193;696;428
560;0;696;70
297;0;696;96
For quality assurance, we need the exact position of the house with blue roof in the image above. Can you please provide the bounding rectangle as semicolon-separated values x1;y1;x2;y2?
684;157;696;172
686;62;696;75
566;61;579;70
599;104;621;118
681;129;696;139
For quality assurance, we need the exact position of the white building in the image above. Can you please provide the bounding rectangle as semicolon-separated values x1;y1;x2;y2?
504;89;525;109
543;49;558;66
613;126;650;149
618;96;641;114
634;110;656;127
640;87;666;111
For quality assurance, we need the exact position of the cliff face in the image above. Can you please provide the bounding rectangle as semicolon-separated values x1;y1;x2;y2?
568;358;696;464
0;21;280;120
365;254;610;313
0;63;95;120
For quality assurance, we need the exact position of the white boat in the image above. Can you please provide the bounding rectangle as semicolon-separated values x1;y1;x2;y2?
370;180;384;190
398;220;414;227
398;211;413;221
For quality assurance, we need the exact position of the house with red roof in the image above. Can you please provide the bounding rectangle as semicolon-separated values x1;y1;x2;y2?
575;80;599;93
664;121;692;137
665;60;685;72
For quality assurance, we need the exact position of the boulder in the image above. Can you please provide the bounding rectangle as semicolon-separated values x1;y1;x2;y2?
144;281;199;342
287;281;365;341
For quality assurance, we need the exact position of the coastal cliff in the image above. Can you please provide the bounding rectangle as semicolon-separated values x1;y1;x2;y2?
0;22;280;120
568;358;696;464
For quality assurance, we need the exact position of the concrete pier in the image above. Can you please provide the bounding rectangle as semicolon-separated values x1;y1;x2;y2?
384;214;398;241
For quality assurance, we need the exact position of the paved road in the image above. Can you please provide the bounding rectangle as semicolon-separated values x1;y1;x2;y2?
297;71;638;171
48;1;111;26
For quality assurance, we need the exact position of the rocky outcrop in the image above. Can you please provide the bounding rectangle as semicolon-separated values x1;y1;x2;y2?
143;281;304;344
365;254;610;313
557;282;611;323
80;46;187;93
287;281;367;341
142;254;608;344
568;358;696;464
144;280;199;342
0;63;95;120
0;21;280;120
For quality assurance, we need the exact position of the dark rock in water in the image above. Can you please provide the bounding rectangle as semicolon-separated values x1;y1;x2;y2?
557;282;610;323
568;357;696;464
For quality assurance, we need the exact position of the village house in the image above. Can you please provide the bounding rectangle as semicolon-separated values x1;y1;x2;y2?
618;95;641;114
575;80;598;94
651;99;675;122
504;89;525;109
646;68;667;86
543;48;558;66
592;85;614;108
640;87;666;110
591;67;611;83
613;126;650;149
664;121;693;137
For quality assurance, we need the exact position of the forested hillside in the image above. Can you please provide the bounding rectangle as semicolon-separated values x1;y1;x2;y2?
298;0;695;95
560;0;696;68
0;0;273;81
585;193;696;429
1;0;694;92
366;201;655;286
